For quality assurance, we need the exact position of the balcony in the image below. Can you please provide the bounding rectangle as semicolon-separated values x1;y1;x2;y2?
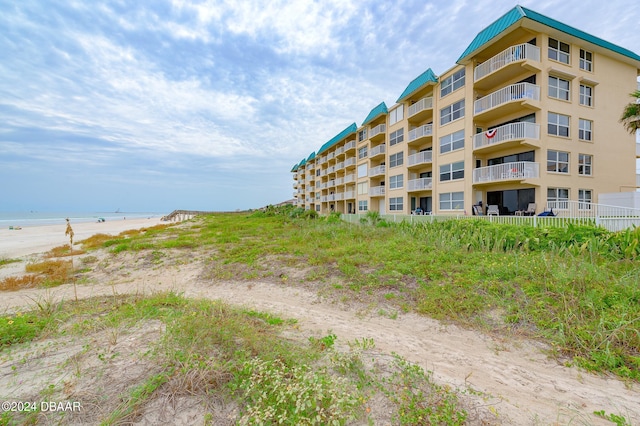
335;161;344;170
344;140;356;152
370;186;385;197
408;177;433;191
474;82;540;122
474;43;541;90
320;182;327;189
321;196;328;202
408;150;433;168
344;190;355;199
473;122;540;153
408;124;433;146
369;165;386;177
636;143;640;158
319;155;326;164
473;161;540;185
344;173;355;183
369;144;386;159
335;177;344;185
336;146;345;156
370;123;386;141
408;96;433;123
344;157;356;168
293;192;297;198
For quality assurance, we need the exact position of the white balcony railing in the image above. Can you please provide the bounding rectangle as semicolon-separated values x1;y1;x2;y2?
369;165;386;177
328;152;335;160
370;123;386;138
473;122;540;150
370;144;386;157
408;124;433;142
369;186;385;196
474;82;540;115
320;182;327;189
344;140;356;151
408;177;433;191
408;96;433;117
335;193;344;201
321;196;328;202
473;161;540;184
335;177;344;185
344;173;355;183
344;190;355;199
335;161;344;170
474;43;541;81
344;157;356;167
408;150;433;166
336;146;344;155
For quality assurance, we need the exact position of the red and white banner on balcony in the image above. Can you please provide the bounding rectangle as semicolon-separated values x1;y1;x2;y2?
485;129;497;138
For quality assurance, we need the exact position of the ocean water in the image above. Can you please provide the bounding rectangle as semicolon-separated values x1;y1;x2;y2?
0;211;165;228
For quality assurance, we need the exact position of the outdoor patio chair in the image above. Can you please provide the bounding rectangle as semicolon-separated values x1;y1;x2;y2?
487;205;500;216
518;203;536;216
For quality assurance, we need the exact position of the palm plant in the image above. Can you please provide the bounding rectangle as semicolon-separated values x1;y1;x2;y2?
620;90;640;134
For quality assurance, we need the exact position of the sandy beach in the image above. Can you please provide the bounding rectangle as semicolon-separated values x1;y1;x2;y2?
0;217;165;259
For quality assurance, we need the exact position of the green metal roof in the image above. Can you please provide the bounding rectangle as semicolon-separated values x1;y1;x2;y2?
458;5;640;63
361;102;388;126
317;123;358;155
396;68;438;103
290;163;298;172
306;152;316;162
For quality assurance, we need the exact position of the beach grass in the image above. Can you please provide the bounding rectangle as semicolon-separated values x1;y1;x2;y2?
90;208;640;381
1;292;469;425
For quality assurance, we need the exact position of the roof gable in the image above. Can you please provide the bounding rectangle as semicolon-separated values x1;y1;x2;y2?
457;5;640;63
317;123;358;155
361;102;388;126
396;68;438;103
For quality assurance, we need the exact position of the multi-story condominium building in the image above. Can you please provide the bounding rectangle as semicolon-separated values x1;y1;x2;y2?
291;6;640;216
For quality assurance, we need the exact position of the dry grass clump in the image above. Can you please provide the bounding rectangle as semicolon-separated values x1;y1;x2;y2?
0;274;44;291
79;233;117;249
25;259;73;286
119;224;171;238
45;244;86;258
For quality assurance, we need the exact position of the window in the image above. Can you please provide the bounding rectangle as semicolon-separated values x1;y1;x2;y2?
389;128;404;146
547;187;569;208
357;182;368;195
357;163;367;178
389;106;404;125
439;161;464;182
389;151;403;168
389;197;403;211
389;174;403;189
439;192;464;210
440;99;465;125
578;189;592;209
358;128;367;142
579;49;592;71
580;84;593;106
316;169;320;177
358;146;368;159
358;200;368;211
439;130;464;154
578;154;592;176
547;150;569;173
548;76;570;100
548;112;570;137
315;205;320;212
548;38;570;64
579;119;592;141
440;69;466;97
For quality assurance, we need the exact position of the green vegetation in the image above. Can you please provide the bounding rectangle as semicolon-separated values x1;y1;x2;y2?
86;207;639;380
1;292;467;425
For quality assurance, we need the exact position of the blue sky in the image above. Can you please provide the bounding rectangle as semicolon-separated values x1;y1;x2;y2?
1;0;639;213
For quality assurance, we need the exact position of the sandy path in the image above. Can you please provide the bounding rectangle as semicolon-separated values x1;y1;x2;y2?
1;223;638;425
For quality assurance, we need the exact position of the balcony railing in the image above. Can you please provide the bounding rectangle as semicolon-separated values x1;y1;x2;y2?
336;146;344;156
370;144;386;157
344;157;356;167
328;152;335;160
344;140;356;151
473;122;540;150
370;123;386;139
474;43;541;82
408;96;433;117
369;165;386;177
474;82;540;115
473;161;540;184
408;150;433;166
335;177;344;185
344;173;355;183
369;186;385;196
636;142;640;157
408;177;433;191
344;190;355;199
408;124;433;142
320;182;327;189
